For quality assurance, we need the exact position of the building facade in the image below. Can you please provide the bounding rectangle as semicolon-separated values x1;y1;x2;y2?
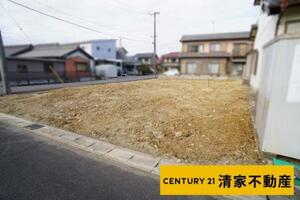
6;57;65;85
63;39;117;60
160;52;180;71
123;53;159;75
5;43;93;83
243;0;300;161
180;32;252;76
245;0;300;89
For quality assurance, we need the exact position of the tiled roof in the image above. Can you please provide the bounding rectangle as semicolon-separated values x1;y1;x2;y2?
135;53;158;58
161;52;181;58
4;44;32;56
181;32;250;42
17;44;81;58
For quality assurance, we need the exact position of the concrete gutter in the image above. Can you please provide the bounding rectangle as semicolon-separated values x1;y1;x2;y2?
0;113;178;176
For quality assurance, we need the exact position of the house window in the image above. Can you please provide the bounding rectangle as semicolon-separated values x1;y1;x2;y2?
44;62;53;73
285;20;300;35
210;43;221;52
76;62;88;71
17;64;27;73
108;48;111;52
96;46;101;51
233;43;247;56
187;63;197;74
188;44;198;52
208;63;220;74
198;44;204;53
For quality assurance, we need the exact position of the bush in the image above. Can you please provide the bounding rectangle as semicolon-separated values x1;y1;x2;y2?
138;64;153;75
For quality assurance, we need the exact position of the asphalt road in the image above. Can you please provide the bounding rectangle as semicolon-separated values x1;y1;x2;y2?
9;75;155;94
0;123;219;200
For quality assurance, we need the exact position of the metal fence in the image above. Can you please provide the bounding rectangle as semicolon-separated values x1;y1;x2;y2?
7;71;92;86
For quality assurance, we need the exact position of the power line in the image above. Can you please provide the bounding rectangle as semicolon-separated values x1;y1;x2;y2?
29;0;150;40
0;2;32;43
7;0;143;43
102;0;150;16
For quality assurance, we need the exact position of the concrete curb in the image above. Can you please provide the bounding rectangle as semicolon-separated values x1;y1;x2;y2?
0;113;181;176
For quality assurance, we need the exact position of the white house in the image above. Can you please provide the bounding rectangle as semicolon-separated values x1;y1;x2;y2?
243;0;300;161
246;0;300;90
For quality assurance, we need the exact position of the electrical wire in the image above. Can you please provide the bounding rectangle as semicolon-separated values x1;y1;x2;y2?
29;0;150;40
7;0;144;43
0;2;32;43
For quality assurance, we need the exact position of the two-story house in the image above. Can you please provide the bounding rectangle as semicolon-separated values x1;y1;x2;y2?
160;52;181;71
61;39;117;75
123;53;159;75
244;0;300;90
180;32;252;76
62;39;117;60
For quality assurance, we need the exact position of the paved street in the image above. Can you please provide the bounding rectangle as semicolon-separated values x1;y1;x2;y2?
9;75;155;94
0;123;219;200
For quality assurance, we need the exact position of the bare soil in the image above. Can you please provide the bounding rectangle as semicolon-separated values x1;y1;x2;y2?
0;79;261;164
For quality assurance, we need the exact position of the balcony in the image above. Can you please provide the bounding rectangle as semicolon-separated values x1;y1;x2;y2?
262;0;300;15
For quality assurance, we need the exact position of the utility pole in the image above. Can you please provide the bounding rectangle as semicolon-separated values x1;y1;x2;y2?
150;11;159;78
119;36;123;47
0;31;10;95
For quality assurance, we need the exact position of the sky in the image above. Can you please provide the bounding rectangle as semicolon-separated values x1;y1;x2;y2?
0;0;260;55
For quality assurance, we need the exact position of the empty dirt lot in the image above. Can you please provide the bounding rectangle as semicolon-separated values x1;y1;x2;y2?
0;79;260;164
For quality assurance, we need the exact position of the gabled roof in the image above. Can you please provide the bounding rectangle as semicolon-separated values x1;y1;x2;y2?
180;32;250;42
117;47;128;54
135;53;158;59
4;44;33;56
161;52;181;59
17;44;93;59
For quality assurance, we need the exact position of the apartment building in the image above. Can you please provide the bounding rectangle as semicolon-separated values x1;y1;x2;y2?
180;32;252;76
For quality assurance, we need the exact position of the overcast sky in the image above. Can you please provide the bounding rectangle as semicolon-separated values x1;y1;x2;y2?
0;0;259;55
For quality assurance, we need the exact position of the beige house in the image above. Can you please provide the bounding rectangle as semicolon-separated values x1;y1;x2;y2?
180;32;253;76
160;52;181;71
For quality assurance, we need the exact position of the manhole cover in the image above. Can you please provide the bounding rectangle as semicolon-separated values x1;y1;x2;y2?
25;124;44;130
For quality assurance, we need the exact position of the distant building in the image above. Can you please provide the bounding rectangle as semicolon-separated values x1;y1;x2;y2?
6;57;65;85
5;43;94;83
62;39;117;60
180;32;253;76
116;47;128;60
135;53;159;66
160;52;181;71
123;53;159;75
